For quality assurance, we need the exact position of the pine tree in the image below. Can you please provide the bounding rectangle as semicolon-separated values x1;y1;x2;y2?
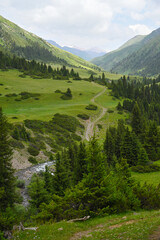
75;142;87;183
131;102;143;136
104;129;115;165
0;108;16;210
138;148;149;166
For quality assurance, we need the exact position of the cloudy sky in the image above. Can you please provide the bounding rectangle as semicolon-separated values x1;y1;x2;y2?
0;0;160;52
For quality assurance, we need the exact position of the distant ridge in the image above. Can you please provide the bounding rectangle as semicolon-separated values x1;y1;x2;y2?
92;28;160;76
47;40;106;61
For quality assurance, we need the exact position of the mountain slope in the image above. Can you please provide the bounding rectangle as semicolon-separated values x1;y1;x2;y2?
92;28;160;76
112;28;160;75
0;15;100;71
47;40;106;61
92;35;146;71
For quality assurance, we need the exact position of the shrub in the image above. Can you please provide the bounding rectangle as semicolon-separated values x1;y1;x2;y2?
97;124;102;129
107;109;114;113
9;139;25;149
28;144;39;156
52;113;81;133
16;179;25;188
85;104;97;110
71;133;81;141
28;156;38;164
77;114;89;120
55;89;62;93
5;93;17;97
61;88;72;100
131;164;160;173
118;111;123;114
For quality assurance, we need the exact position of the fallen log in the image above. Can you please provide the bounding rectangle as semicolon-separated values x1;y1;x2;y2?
68;216;90;223
14;222;38;231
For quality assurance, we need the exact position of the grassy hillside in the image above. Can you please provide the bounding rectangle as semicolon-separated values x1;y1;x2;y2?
0;15;100;73
0;70;103;122
92;27;160;76
0;69;125;169
91;35;145;71
13;210;160;240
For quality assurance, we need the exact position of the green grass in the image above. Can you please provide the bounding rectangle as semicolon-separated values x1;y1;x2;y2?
13;210;160;240
132;171;160;186
0;70;103;122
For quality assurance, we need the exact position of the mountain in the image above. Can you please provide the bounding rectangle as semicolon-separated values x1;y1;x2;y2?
92;35;146;72
0;15;100;72
47;40;106;61
92;28;160;76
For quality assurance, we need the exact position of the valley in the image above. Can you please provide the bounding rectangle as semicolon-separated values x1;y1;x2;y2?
1;13;160;240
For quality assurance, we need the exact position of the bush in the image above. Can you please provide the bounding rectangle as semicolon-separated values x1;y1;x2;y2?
61;88;72;100
28;144;39;156
9;139;25;149
77;114;89;120
28;156;38;164
131;164;160;173
55;89;62;93
5;93;17;97
16;179;25;188
97;124;102;129
71;133;81;141
52;113;81;133
107;109;114;113
85;104;97;110
118;111;123;114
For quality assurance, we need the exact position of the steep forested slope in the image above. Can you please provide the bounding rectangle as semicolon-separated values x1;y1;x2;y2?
92;28;160;76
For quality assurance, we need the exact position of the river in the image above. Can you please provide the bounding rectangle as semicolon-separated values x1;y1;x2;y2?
15;161;55;207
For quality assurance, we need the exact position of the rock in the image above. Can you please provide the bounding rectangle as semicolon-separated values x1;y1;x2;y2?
122;216;127;220
58;227;63;231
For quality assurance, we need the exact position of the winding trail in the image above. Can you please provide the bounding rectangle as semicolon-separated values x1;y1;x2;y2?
85;85;107;141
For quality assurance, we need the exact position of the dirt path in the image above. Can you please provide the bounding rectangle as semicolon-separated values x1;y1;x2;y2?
70;219;138;240
85;85;107;141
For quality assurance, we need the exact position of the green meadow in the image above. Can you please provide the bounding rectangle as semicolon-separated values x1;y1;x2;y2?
132;171;160;186
13;210;160;240
0;70;104;122
0;69;123;124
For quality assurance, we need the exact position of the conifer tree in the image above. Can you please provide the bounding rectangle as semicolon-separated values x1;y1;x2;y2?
75;142;87;183
131;102;143;135
138;148;149;166
0;108;15;210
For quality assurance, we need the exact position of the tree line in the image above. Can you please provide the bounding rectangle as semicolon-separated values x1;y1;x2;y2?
0;51;81;80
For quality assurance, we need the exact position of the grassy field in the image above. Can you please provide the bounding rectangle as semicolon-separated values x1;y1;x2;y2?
132;171;160;186
0;70;105;122
0;70;123;123
13;210;160;240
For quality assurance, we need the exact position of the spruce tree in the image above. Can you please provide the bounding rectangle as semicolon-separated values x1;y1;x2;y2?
131;102;143;136
0;108;15;210
138;148;149;166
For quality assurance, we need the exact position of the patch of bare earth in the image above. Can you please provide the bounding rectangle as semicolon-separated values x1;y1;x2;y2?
70;219;137;240
149;226;160;240
108;220;136;229
12;149;31;170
